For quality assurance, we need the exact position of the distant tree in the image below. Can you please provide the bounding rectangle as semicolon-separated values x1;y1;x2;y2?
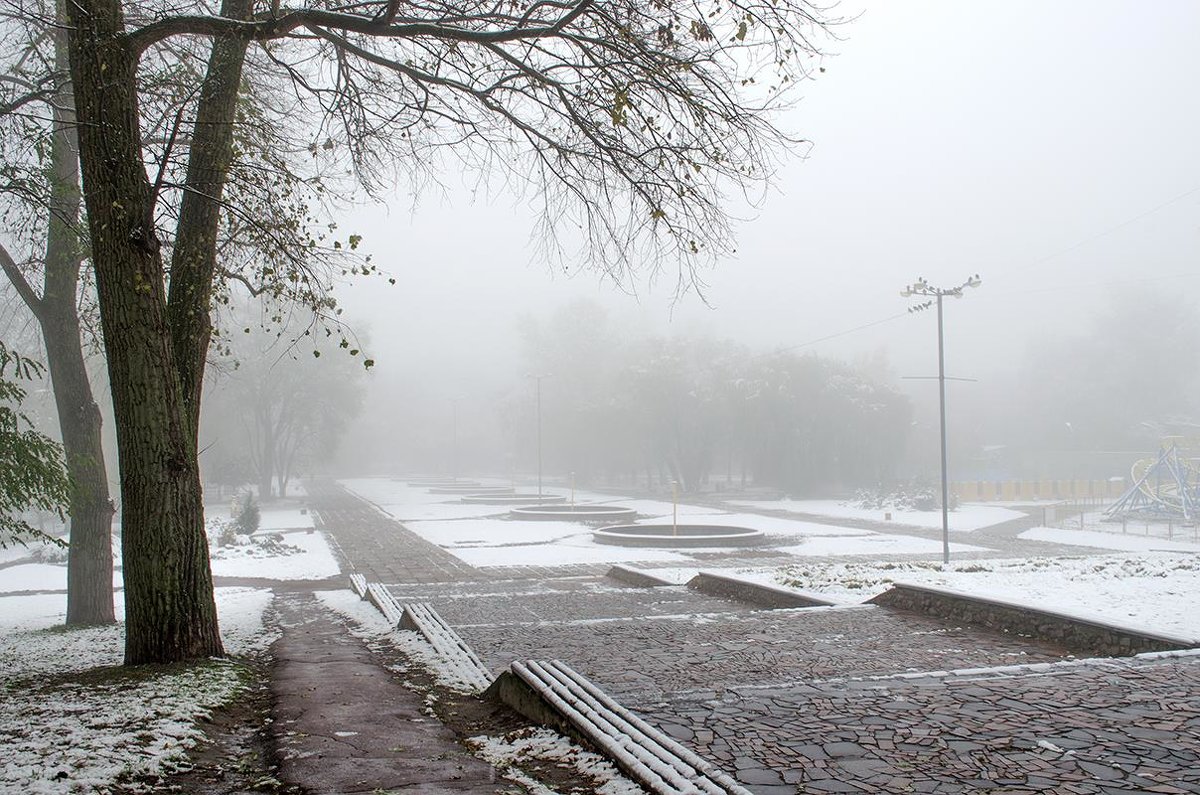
202;310;366;501
518;302;910;494
1013;288;1200;452
0;342;70;549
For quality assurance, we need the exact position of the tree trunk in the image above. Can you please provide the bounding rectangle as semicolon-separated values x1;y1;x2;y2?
0;6;116;626
67;0;222;664
47;7;115;628
167;0;253;442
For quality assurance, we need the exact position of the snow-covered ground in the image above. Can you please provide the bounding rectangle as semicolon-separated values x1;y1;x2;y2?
209;528;340;580
776;535;987;558
0;563;124;594
1043;509;1200;543
340;478;1000;568
743;553;1200;639
204;499;317;531
1019;525;1200;553
0;585;273;794
0;501;333;795
728;498;1024;532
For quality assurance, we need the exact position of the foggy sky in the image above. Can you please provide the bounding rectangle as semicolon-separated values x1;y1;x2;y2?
330;0;1200;469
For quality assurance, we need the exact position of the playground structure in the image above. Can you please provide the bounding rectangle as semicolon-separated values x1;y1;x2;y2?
1103;442;1200;523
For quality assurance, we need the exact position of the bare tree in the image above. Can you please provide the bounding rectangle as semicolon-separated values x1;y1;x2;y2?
51;0;835;663
0;1;115;625
202;309;366;501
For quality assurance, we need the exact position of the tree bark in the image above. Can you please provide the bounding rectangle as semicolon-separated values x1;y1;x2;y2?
0;6;116;626
48;8;116;628
66;0;222;663
167;0;253;442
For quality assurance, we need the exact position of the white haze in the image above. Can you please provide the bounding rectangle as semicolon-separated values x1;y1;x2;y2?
324;0;1200;479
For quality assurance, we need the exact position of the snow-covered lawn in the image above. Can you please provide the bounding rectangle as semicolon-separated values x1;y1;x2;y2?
209;529;341;580
0;585;274;794
0;563;123;594
0;504;333;794
729;498;1025;532
203;500;316;531
1041;510;1200;543
750;553;1200;639
776;534;987;558
1019;526;1200;553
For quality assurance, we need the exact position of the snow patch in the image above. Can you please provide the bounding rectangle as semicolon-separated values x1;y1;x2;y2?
469;727;644;795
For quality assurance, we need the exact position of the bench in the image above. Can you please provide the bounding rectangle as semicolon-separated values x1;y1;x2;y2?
399;602;493;693
366;582;404;627
488;659;752;795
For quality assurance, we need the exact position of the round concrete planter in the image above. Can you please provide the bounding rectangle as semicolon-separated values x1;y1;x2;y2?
427;485;514;495
459;493;568;505
510;505;638;522
407;478;480;487
592;524;765;548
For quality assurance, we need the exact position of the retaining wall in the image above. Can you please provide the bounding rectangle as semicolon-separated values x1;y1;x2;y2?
869;582;1195;657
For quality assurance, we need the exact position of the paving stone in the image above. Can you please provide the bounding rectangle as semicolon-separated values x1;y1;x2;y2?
314;482;1200;795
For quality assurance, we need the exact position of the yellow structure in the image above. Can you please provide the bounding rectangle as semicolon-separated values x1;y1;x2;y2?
952;478;1126;502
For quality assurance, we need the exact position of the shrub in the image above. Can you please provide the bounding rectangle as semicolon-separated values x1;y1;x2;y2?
234;492;260;536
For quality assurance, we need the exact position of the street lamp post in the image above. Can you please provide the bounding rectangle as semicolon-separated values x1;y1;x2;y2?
901;275;981;565
527;374;553;497
451;397;463;482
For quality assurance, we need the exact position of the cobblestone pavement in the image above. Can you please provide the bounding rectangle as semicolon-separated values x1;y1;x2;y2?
314;483;1200;794
456;603;1070;700
387;577;754;625
664;653;1200;794
310;481;483;583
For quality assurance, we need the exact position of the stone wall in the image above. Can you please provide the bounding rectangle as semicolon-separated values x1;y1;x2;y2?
869;582;1196;657
606;565;675;588
687;571;835;609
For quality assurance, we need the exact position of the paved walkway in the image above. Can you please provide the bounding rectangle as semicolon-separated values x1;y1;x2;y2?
314;482;1200;794
270;591;518;794
308;481;484;583
669;652;1200;794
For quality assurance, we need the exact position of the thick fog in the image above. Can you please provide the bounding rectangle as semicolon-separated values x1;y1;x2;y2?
305;0;1200;490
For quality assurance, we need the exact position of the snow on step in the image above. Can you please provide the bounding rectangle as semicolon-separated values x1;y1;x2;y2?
366;582;404;627
501;659;752;795
349;573;368;598
400;602;493;693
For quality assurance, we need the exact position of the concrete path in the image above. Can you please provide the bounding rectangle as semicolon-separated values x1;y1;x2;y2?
269;591;519;794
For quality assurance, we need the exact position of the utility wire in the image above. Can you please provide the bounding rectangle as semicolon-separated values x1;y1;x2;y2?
1010;184;1200;275
762;184;1200;357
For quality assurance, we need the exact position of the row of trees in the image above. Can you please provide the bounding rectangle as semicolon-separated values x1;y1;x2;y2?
0;0;836;664
512;303;911;495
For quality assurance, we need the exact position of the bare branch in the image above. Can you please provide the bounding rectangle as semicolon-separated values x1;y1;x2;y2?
126;1;593;55
0;240;44;319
